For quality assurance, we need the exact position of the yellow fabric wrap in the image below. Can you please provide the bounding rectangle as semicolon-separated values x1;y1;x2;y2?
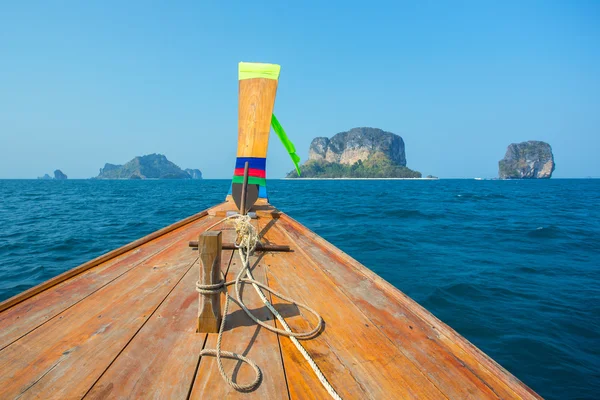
239;62;281;80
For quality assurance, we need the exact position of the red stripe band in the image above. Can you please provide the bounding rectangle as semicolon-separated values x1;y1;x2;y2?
234;168;266;178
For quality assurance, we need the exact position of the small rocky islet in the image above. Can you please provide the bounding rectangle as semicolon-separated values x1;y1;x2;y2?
286;128;556;179
498;141;555;179
95;154;202;180
37;170;68;180
37;138;555;181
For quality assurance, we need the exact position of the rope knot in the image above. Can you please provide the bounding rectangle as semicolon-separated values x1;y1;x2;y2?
196;213;339;398
195;279;225;295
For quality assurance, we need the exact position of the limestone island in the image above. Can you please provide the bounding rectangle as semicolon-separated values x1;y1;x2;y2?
95;154;202;180
38;170;68;180
286;127;422;178
498;141;555;179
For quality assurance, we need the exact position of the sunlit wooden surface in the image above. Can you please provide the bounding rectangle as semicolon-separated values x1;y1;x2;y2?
0;200;541;399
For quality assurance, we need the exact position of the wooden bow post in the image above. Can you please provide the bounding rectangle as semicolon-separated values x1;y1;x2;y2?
197;231;222;333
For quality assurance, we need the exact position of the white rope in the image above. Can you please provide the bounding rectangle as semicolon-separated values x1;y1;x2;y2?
196;214;342;399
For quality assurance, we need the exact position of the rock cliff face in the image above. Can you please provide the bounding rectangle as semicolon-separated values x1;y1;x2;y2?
184;169;203;179
308;127;406;166
54;170;68;180
288;127;421;178
38;170;67;180
498;141;555;179
96;154;202;180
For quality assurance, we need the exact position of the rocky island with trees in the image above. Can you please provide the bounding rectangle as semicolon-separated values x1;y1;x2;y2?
95;154;202;180
286;127;422;178
498;141;555;179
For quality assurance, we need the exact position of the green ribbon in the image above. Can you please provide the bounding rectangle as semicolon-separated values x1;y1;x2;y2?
271;114;301;176
232;175;266;186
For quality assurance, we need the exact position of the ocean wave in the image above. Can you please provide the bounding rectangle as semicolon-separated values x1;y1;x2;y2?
527;226;561;238
0;178;598;400
385;209;443;220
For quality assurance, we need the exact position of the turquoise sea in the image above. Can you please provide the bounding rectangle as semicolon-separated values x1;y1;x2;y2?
0;179;598;399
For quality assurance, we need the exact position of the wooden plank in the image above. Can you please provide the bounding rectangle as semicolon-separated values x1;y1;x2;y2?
0;215;215;351
280;213;541;399
190;219;289;399
0;216;220;399
261;221;445;399
237;78;278;158
189;241;291;252
0;209;211;313
277;214;540;399
274;216;501;399
84;250;234;399
210;198;281;219
0;198;541;399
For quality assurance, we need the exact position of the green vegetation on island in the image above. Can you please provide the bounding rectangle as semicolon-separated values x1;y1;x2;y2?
286;127;422;179
287;152;421;178
498;141;555;179
96;154;202;180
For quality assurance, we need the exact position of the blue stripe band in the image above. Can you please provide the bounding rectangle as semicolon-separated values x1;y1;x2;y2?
235;157;266;170
258;185;268;198
227;184;269;200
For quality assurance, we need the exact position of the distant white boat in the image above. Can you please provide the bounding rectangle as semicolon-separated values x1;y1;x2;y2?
474;177;484;180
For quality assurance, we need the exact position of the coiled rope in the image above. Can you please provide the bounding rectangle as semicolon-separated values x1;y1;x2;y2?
196;214;342;399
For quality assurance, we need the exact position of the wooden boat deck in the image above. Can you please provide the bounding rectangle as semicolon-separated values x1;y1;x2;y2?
0;201;541;399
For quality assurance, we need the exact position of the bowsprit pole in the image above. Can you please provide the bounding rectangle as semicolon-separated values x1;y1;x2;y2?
239;161;250;215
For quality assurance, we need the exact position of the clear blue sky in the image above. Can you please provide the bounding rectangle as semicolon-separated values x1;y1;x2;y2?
1;1;598;178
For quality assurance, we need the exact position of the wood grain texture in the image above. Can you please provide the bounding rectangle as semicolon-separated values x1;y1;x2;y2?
85;250;234;400
0;209;210;313
190;217;288;399
211;197;280;218
275;213;542;400
274;217;498;399
0;215;222;399
0;198;541;399
0;213;214;351
262;222;445;399
237;78;278;158
198;231;222;333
